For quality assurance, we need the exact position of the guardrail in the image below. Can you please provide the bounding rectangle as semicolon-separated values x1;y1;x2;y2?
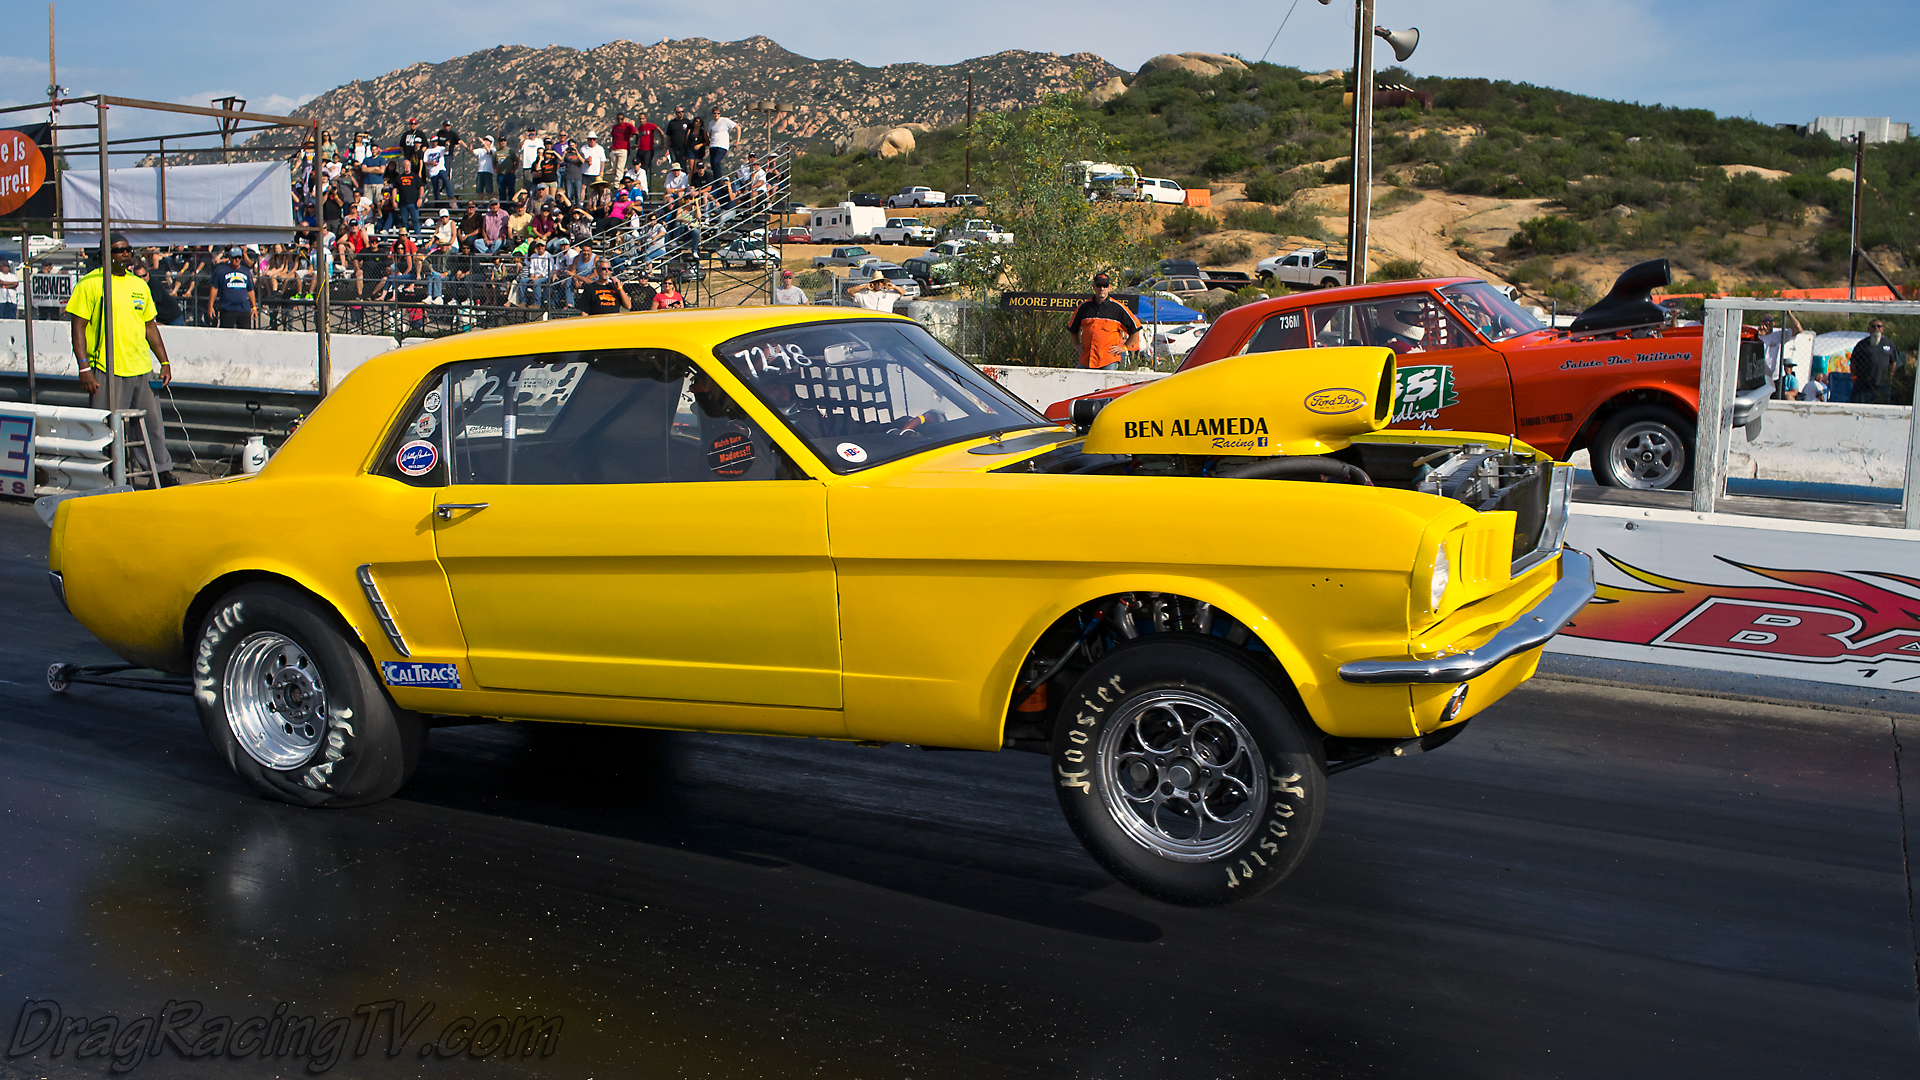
0;402;141;495
1695;296;1920;528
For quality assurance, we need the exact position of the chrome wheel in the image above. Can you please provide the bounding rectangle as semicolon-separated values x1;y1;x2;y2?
1097;690;1267;861
223;631;328;769
1607;420;1684;489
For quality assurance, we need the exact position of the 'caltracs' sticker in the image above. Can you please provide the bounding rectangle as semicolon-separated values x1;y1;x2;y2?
835;442;868;463
379;661;460;689
412;412;437;438
1304;387;1367;415
422;388;442;413
708;429;754;477
395;439;438;476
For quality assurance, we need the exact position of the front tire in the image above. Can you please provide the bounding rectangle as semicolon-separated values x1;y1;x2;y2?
1052;637;1325;905
1592;404;1694;490
192;583;426;807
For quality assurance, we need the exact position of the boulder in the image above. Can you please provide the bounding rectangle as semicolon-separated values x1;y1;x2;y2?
834;123;930;158
1138;52;1251;79
1087;76;1128;106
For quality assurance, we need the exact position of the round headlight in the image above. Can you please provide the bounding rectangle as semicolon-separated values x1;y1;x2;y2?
1429;543;1451;611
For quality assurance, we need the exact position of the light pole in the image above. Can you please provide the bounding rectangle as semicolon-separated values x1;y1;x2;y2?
1322;0;1417;286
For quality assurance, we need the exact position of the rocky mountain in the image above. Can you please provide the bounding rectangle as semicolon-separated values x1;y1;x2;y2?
270;36;1122;151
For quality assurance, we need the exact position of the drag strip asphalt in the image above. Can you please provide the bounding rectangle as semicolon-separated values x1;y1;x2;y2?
1;500;1916;1078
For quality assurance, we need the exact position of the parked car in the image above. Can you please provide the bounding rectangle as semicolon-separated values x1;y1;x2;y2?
903;239;980;293
1257;248;1351;289
1151;321;1210;359
946;218;1012;245
857;262;922;299
1048;260;1773;491
873;217;937;244
1155;259;1254;291
947;193;986;208
885;186;946;209
46;307;1588;904
812;246;876;268
1140;177;1188;204
847;192;886;207
770;226;812;244
772;201;812;215
715;241;779;269
1139;276;1211;298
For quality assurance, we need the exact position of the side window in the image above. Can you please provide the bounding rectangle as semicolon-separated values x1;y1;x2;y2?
1244;308;1308;353
1306;297;1475;354
376;348;805;487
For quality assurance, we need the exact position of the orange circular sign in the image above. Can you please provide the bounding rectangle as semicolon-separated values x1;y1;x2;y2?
0;129;48;217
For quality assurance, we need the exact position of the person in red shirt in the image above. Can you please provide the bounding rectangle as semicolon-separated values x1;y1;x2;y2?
609;113;638;185
636;115;665;184
1067;273;1142;369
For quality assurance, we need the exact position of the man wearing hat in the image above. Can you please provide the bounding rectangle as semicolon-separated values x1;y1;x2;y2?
209;247;257;329
1067;272;1142;369
664;161;689;196
398;117;427;164
773;269;806;305
67;232;179;485
628;267;658;312
851;267;904;313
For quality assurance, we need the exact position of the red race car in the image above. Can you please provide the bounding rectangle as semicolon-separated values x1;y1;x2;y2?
1049;260;1770;490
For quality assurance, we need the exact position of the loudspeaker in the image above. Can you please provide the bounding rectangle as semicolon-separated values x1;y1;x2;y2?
1374;26;1420;62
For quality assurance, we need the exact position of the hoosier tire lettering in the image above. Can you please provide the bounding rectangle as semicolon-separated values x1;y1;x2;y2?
1051;636;1325;905
192;583;427;809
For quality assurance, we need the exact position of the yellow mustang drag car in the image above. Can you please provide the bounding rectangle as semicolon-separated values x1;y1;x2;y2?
47;308;1592;904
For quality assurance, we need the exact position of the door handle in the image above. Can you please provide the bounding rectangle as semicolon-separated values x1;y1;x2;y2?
434;503;489;520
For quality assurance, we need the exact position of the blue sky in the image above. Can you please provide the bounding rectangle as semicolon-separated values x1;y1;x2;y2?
3;0;1913;138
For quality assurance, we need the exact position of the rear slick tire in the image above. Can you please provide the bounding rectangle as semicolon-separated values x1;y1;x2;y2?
1592;404;1695;491
1051;636;1325;905
193;583;426;808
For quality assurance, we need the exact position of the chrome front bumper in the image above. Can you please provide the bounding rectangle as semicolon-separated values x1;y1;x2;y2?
1338;549;1597;685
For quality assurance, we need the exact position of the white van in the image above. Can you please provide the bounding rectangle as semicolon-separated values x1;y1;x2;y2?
1139;177;1187;204
808;202;888;243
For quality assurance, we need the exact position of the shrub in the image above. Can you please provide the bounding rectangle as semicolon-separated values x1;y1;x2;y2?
1162;206;1219;241
1371;187;1423;215
1244;170;1315;204
1222;204;1330;240
1507;215;1591;254
795;270;828;290
1374;258;1425;281
1202;148;1255;177
1207;240;1254;265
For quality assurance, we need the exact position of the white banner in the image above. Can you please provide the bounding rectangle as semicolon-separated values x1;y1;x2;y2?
1549;503;1920;693
61;160;295;247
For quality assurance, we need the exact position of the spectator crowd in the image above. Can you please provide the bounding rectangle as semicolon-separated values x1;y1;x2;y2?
56;104;787;329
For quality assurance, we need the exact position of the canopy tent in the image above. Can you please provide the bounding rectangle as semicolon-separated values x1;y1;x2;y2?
1130;294;1205;323
61;160;295;248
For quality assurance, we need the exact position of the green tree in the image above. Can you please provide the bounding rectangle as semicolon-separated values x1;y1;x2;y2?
961;96;1158;366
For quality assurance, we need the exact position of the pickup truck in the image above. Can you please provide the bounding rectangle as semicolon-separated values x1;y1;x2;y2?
885;186;947;209
874;217;938;244
1047;260;1772;491
1257;248;1351;289
811;245;877;268
903;239;975;292
947;218;1012;245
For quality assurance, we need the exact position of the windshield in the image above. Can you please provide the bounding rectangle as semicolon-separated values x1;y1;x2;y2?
716;319;1051;472
1439;281;1545;342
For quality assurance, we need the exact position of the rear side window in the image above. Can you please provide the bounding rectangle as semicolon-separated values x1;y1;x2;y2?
374;348;806;487
1245;309;1308;353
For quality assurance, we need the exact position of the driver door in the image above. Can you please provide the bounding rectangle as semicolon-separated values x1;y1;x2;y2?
1308;293;1513;434
426;348;844;724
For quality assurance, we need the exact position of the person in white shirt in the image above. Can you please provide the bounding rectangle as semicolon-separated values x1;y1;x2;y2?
582;135;606;185
1755;311;1804;398
773;269;806;305
423;139;451;200
473;137;498;197
0;255;20;320
851;268;903;313
664;162;690;195
706;106;738;175
517;129;544;200
1800;361;1830;402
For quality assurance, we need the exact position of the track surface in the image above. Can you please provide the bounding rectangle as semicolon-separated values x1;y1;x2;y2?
1;500;1916;1078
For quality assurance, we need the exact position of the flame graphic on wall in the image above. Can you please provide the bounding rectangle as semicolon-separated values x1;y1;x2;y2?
1565;552;1920;663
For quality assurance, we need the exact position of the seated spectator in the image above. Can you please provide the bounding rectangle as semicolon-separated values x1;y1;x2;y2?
652;276;685;310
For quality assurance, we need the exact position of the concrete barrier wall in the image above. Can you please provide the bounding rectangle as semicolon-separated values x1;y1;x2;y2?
5;320;1909;487
976;364;1168;413
1548;503;1920;692
0;320;401;394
